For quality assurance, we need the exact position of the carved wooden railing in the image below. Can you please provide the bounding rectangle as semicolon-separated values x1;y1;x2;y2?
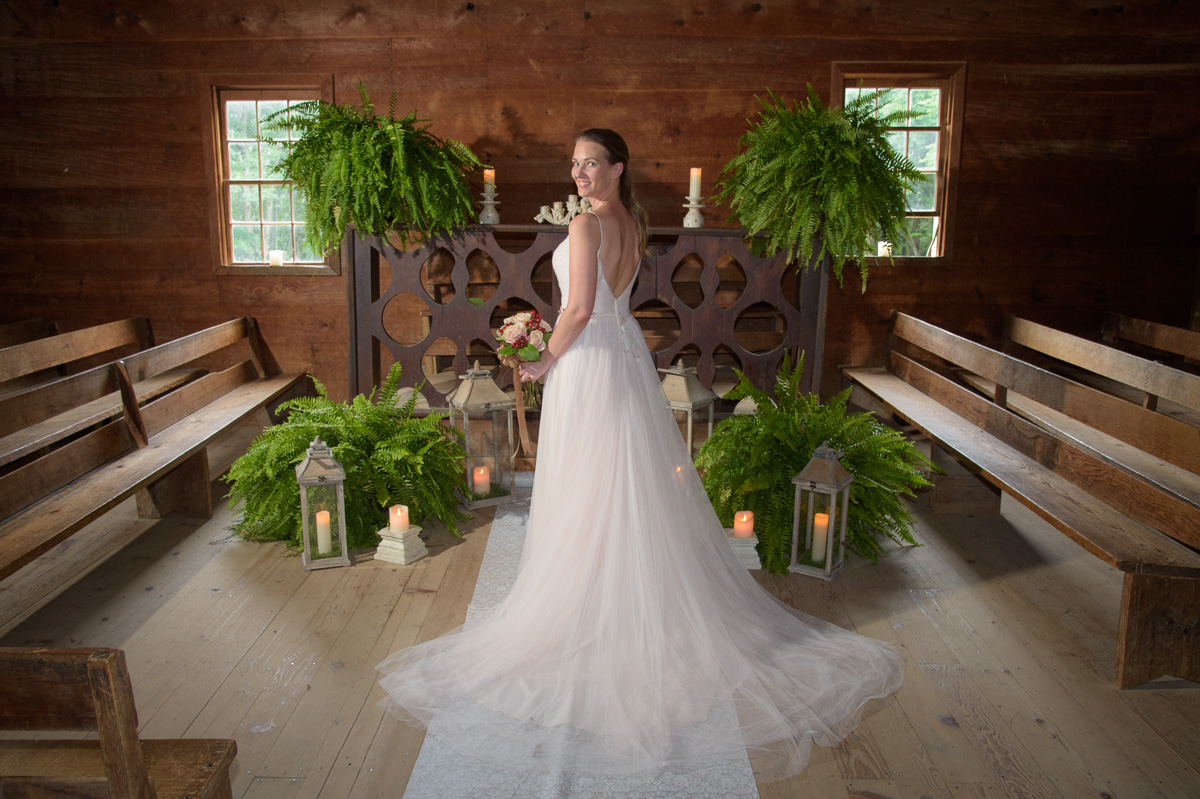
347;225;827;403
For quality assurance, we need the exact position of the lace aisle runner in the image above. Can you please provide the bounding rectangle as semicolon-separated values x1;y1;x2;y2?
401;491;760;799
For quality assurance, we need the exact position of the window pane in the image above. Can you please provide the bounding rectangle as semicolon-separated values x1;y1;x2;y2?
291;187;306;222
844;87;861;105
262;184;291;222
910;89;940;126
260;100;289;140
886;131;906;157
229;184;261;222
226;101;257;141
897;217;936;257
263;225;294;261
228;142;260;179
232;224;263;263
908;131;939;170
295;226;322;262
261;141;288;177
880;88;907;119
907;174;936;212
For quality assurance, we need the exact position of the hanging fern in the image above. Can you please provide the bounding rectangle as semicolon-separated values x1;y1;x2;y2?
695;352;934;575
223;363;470;550
715;85;926;290
261;83;486;255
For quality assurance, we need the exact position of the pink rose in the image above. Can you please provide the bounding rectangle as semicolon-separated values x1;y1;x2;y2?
502;325;523;345
528;328;545;350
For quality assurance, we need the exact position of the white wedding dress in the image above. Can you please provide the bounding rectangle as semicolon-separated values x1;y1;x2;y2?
377;213;903;780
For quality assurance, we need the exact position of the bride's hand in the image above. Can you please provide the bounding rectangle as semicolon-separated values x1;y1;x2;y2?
519;357;552;383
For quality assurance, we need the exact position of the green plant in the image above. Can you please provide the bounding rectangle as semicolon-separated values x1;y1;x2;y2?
695;352;934;574
715;86;926;289
262;83;486;255
224;363;470;549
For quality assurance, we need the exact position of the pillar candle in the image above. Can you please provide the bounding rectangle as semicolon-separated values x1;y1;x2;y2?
812;512;829;565
484;168;495;187
389;504;409;533
268;249;284;266
316;510;332;555
689;167;702;199
733;510;754;538
473;466;490;495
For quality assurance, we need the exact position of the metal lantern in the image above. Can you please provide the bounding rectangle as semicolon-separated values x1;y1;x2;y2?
658;359;719;455
790;441;854;580
446;360;516;508
295;436;351;571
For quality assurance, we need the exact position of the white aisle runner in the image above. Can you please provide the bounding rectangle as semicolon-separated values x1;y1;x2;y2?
401;491;760;799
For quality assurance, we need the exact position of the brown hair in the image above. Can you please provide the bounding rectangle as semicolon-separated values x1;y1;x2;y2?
576;128;649;255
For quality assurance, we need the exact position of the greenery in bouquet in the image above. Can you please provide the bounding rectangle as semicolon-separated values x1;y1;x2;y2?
495;311;553;406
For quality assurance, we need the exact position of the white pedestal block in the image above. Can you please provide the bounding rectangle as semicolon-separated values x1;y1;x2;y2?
726;533;761;569
375;525;428;565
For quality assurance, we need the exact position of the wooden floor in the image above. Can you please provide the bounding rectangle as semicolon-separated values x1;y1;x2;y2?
3;424;1198;798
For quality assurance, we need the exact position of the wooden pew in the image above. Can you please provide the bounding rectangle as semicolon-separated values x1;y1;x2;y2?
0;318;307;626
0;318;55;349
0;646;236;798
844;312;1200;688
0;316;152;396
1102;311;1200;363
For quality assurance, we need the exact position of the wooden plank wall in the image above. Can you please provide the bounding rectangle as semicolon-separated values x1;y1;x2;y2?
1;1;1197;400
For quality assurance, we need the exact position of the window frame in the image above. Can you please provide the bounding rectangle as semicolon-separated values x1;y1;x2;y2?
203;74;338;276
831;62;966;265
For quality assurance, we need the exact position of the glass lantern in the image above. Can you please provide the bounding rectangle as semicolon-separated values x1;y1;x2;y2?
446;360;516;508
790;441;854;580
295;436;351;570
658;359;719;456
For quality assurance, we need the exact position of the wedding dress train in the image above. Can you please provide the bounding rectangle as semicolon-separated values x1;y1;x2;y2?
377;214;903;780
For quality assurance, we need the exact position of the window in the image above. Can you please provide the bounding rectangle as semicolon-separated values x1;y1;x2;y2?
833;63;965;260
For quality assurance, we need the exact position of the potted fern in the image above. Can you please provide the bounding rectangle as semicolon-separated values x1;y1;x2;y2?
715;85;925;289
224;363;470;550
263;83;486;255
695;352;933;575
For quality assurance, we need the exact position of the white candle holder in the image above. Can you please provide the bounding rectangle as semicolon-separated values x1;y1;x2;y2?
534;195;592;225
374;524;427;565
479;187;500;225
683;195;705;228
726;531;761;569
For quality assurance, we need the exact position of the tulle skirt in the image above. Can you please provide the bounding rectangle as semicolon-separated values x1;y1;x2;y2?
377;315;903;780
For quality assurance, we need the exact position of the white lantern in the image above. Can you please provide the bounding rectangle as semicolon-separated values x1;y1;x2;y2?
446;361;516;508
790;441;853;580
295;436;351;570
658;359;719;455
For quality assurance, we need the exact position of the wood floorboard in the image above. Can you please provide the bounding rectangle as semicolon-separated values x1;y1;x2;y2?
2;425;1198;798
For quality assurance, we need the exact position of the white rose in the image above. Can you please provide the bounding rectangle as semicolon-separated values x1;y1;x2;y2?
514;311;533;325
502;325;523;344
540;319;553;332
528;328;545;350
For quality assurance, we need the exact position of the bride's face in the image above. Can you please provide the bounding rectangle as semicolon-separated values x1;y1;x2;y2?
571;141;622;203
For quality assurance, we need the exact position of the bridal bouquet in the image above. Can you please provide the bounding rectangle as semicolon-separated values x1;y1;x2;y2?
495;311;552;407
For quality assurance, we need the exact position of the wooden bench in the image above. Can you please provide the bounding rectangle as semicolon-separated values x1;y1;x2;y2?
0;317;306;629
1102;311;1200;365
844;312;1200;688
0;646;236;798
0;316;153;396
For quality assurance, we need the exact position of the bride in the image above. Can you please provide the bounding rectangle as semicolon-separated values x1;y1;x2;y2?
377;129;903;780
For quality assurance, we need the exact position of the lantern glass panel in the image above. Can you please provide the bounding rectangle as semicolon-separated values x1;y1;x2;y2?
304;482;344;560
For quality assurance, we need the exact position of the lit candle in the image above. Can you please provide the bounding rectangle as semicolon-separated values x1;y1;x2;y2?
473;466;490;495
733;510;754;538
316;510;332;555
689;167;702;199
389;504;409;533
268;249;284;266
812;512;829;565
483;168;496;191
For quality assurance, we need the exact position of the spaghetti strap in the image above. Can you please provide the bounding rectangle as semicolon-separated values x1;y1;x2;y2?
585;209;604;255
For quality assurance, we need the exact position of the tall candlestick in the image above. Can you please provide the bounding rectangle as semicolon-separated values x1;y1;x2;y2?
812;512;829;565
733;510;754;538
689;167;702;199
389;504;409;533
473;466;490;495
316;510;332;555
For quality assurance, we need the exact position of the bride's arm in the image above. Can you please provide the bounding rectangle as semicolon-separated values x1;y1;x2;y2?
520;213;599;382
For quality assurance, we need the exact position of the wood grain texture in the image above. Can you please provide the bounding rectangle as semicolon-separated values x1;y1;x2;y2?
1103;312;1200;362
0;317;150;383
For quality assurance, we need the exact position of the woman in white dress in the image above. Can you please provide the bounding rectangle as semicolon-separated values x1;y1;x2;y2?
377;129;903;780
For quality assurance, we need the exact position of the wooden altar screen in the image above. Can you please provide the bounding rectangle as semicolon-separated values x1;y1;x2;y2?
347;226;827;403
